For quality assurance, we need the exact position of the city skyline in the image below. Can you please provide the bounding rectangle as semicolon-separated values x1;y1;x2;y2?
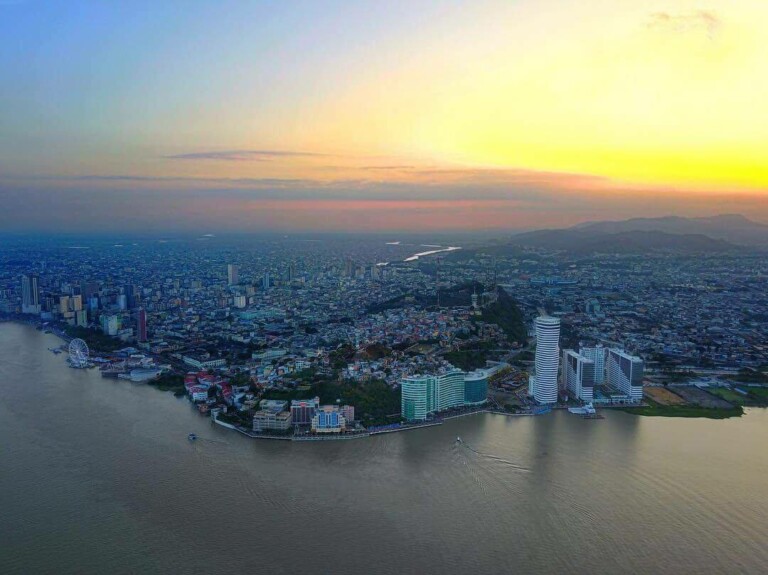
2;0;768;233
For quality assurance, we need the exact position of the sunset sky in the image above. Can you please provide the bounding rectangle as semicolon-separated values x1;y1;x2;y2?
1;0;767;233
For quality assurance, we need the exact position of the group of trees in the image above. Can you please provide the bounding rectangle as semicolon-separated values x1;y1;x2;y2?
479;287;527;344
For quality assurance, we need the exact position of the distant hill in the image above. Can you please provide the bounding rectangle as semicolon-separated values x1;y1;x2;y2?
572;214;768;248
492;214;768;255
508;229;740;255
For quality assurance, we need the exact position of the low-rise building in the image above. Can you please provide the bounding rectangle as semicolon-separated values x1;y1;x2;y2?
183;355;227;370
253;410;293;432
311;405;346;433
259;399;287;413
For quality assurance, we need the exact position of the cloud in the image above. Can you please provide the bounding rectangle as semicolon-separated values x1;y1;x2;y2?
163;149;328;161
359;165;419;171
0;167;607;197
647;10;721;39
2;173;767;234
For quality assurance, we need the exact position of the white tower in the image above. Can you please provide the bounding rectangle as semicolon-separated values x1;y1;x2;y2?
533;316;561;404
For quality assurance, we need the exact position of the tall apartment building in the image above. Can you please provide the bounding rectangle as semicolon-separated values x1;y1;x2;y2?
606;348;644;402
401;375;436;421
401;368;489;421
435;369;465;412
532;316;561;404
562;350;595;402
580;344;606;384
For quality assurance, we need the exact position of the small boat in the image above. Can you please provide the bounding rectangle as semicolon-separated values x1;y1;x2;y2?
456;436;462;443
188;433;197;441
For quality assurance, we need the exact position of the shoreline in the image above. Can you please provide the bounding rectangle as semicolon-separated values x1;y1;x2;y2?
4;320;761;442
211;407;545;443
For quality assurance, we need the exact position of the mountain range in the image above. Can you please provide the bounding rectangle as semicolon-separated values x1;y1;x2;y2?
504;214;768;254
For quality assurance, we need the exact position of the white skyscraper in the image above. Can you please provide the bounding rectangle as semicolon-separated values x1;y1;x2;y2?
562;349;595;402
580;344;606;384
227;264;239;286
532;316;561;404
606;348;644;402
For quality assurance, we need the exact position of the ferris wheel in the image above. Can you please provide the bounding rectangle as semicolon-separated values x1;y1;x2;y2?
69;338;90;368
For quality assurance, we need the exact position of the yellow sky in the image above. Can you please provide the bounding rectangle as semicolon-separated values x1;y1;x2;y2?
3;0;767;232
278;0;768;192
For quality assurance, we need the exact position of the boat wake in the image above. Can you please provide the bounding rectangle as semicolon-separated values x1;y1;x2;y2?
455;439;530;473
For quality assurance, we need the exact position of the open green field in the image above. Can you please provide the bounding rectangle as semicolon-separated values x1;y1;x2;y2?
621;398;744;419
706;387;748;405
707;386;768;407
746;387;768;400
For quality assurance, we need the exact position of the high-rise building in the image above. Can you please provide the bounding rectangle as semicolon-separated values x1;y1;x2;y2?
606;348;644;401
290;397;320;426
21;274;41;314
71;294;83;312
101;314;119;336
343;257;354;278
435;369;465;412
137;308;147;342
401;375;436;421
83;281;99;299
401;369;488;421
59;295;70;315
123;284;137;309
464;370;489;405
562;350;595;402
75;309;88;327
532;316;561;404
580;344;606;384
227;264;239;286
262;272;271;290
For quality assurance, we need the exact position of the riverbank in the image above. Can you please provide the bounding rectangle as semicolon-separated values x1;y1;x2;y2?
13;317;756;427
620;403;744;419
213;415;449;442
209;405;550;442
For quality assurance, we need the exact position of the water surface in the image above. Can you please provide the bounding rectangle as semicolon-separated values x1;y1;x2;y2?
1;322;767;574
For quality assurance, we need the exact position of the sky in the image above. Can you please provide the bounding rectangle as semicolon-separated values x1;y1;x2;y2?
1;0;767;233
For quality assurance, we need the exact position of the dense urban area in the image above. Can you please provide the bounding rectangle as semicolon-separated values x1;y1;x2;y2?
2;228;767;439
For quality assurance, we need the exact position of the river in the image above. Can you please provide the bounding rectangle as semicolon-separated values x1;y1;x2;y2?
1;322;767;574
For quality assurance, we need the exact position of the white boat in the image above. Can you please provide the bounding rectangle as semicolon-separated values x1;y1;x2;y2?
568;403;597;416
